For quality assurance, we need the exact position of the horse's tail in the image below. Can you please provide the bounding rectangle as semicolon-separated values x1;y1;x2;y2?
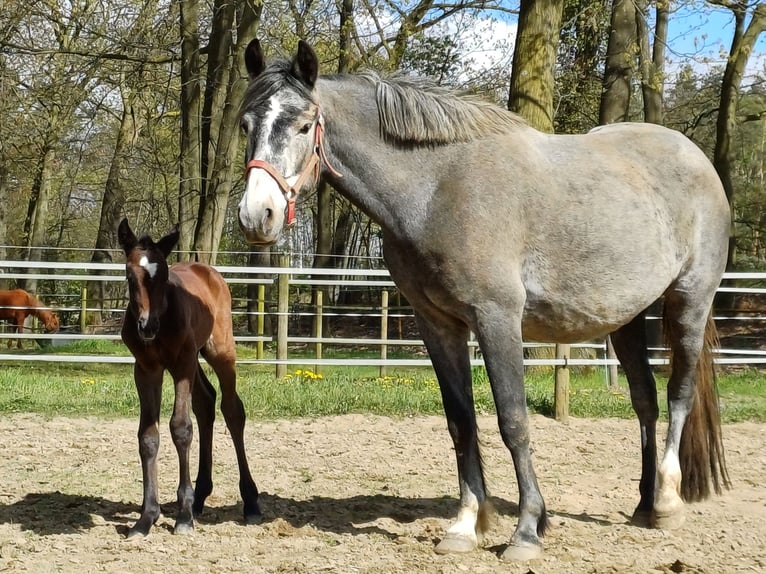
665;311;731;501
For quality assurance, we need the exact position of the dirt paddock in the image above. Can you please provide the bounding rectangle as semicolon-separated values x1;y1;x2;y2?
0;413;763;573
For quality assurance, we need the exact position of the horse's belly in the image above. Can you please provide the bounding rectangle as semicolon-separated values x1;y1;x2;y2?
521;289;660;343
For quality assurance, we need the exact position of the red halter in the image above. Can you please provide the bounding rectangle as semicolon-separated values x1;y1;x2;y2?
244;112;342;225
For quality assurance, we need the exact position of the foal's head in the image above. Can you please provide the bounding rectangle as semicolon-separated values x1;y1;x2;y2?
117;218;180;342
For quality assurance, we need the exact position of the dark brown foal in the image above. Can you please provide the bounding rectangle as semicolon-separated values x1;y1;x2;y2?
118;218;260;538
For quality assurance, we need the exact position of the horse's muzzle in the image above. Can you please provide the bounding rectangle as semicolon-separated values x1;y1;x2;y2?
237;211;282;246
138;316;159;342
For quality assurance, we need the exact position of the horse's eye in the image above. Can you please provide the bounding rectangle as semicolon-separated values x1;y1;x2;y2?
240;121;248;134
299;123;312;134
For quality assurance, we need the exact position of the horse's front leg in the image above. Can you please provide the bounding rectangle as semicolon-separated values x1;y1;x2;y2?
416;314;490;555
475;303;547;561
128;365;163;538
169;366;196;534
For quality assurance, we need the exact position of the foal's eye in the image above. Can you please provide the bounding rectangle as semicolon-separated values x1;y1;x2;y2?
299;123;312;134
240;121;248;134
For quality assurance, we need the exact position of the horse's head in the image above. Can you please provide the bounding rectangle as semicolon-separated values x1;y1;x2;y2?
43;313;59;333
117;218;179;342
237;38;325;245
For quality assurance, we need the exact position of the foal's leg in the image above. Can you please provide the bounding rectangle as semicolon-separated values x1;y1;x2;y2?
474;303;546;561
128;365;164;538
416;314;490;555
202;347;261;524
168;364;197;534
191;364;216;516
609;312;659;526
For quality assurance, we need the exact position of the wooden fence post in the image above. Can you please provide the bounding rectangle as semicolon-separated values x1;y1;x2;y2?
276;255;290;379
314;289;323;374
380;290;389;378
256;283;265;360
606;336;619;388
80;286;87;333
554;343;570;422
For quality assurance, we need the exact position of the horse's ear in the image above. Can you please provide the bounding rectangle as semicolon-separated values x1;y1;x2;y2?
117;218;137;254
291;40;318;88
156;224;180;258
245;38;265;80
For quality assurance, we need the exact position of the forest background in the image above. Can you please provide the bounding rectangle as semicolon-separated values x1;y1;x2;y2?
0;0;765;316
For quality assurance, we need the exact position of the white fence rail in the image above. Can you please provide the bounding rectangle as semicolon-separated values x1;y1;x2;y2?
0;259;764;373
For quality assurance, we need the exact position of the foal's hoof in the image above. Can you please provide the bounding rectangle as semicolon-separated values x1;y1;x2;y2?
244;510;263;525
651;509;685;530
501;542;543;561
434;533;477;554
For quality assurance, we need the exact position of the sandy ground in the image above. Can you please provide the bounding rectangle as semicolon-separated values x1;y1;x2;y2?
0;412;763;574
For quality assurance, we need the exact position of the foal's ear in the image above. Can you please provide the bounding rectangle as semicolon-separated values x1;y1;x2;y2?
291;40;318;88
245;38;265;80
156;224;180;258
117;218;137;254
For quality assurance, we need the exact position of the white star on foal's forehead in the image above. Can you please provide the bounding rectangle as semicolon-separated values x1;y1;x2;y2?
139;255;158;278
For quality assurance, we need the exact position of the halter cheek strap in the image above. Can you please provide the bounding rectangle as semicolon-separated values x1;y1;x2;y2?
244;112;342;225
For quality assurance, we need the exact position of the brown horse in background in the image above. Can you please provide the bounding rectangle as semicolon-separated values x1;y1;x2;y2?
0;289;59;348
117;218;261;538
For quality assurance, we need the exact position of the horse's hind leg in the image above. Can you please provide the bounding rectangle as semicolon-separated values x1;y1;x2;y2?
655;289;728;529
415;314;491;555
204;348;261;524
609;312;659;526
128;365;164;539
192;364;216;516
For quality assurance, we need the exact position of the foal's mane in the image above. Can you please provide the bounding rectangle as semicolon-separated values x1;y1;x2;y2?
359;72;528;145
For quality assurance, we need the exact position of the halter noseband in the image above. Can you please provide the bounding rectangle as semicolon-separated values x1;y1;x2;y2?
244;112;342;225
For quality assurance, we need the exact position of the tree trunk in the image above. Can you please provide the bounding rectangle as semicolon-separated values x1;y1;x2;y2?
508;0;566;133
711;2;766;269
599;0;636;125
21;144;57;294
193;0;262;263
636;0;667;124
178;0;202;260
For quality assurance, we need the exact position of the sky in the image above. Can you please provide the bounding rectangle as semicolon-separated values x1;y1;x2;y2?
454;3;766;84
666;3;766;83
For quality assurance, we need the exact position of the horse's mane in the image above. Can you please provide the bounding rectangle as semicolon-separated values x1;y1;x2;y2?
242;59;526;146
358;72;528;145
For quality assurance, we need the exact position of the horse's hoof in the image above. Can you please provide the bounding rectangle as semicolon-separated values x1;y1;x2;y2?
126;527;149;540
630;509;652;528
434;533;477;554
501;542;543;561
174;522;195;535
651;509;685;530
244;511;263;525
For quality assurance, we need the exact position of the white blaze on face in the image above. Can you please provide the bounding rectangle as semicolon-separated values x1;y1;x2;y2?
139;255;158;278
239;95;289;235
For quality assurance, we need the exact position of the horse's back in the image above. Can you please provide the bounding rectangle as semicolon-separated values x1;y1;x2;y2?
170;262;231;308
0;289;31;307
418;122;729;342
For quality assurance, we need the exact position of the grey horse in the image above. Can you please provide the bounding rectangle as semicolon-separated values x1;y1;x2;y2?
236;39;731;560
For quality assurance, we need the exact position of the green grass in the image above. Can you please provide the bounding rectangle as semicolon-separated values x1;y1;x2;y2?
0;340;763;422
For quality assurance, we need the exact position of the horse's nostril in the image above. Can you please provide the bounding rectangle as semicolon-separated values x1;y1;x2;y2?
265;208;272;219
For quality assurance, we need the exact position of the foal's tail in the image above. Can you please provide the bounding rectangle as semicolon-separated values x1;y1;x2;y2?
666;312;731;501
